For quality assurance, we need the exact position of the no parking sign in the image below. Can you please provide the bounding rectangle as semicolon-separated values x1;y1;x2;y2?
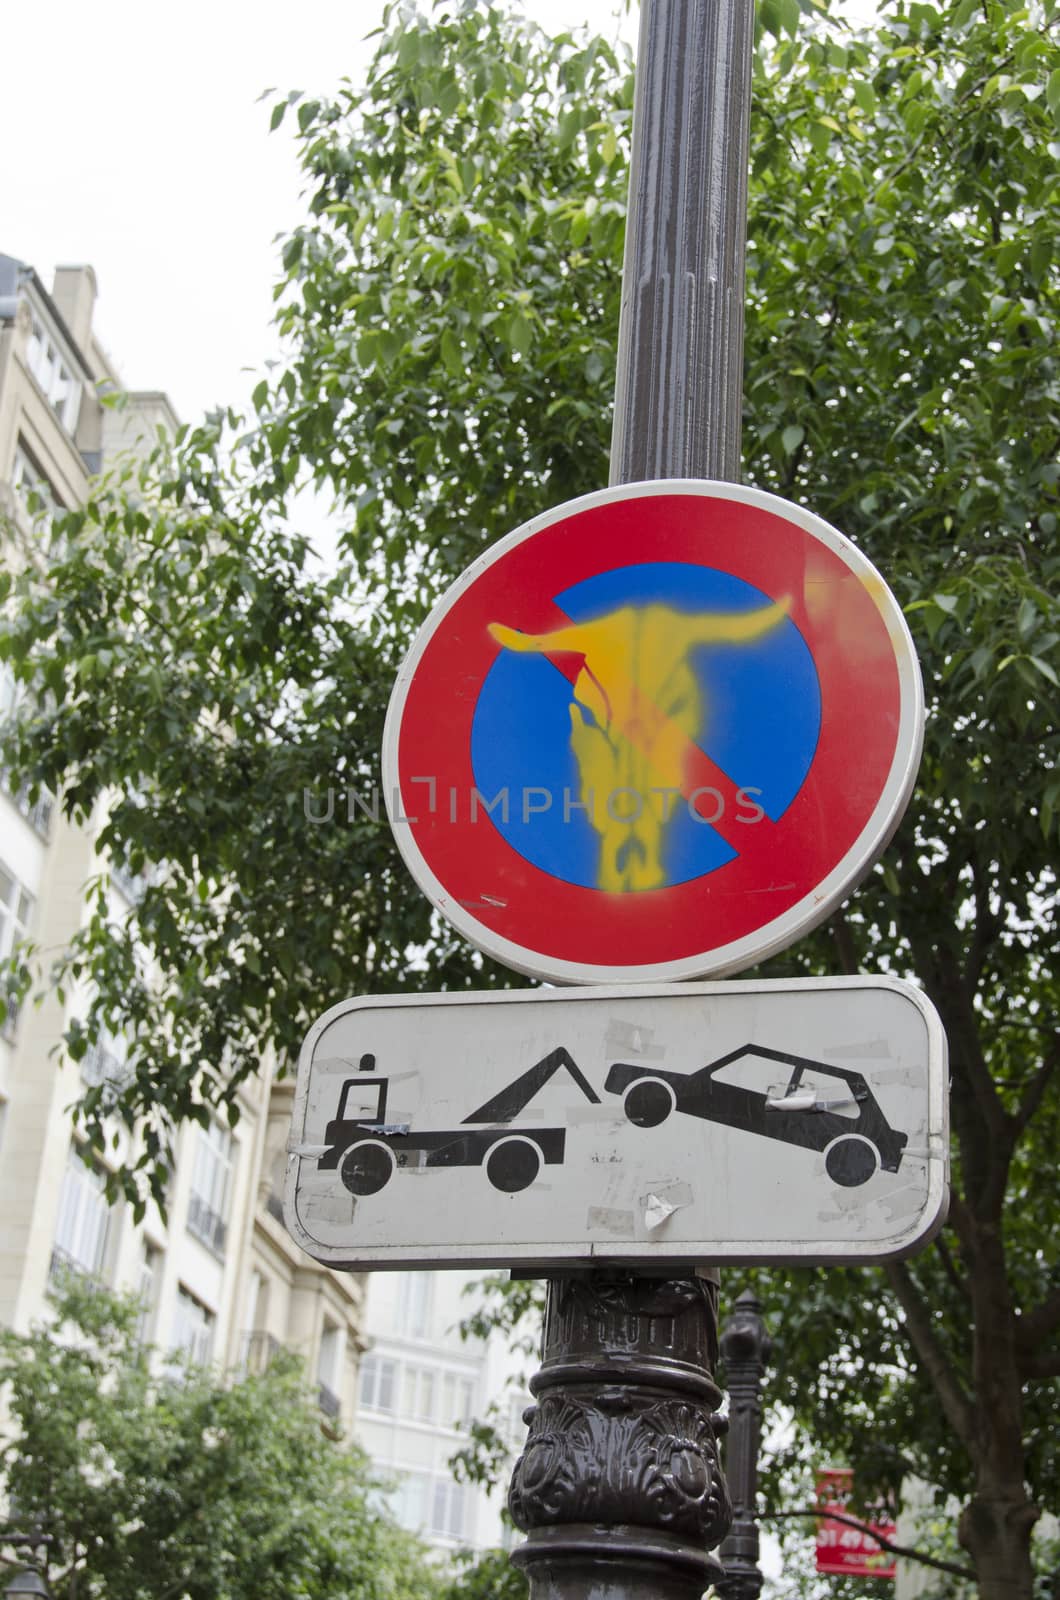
382;481;923;984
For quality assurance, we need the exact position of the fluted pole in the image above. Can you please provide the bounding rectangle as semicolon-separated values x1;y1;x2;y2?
611;0;755;486
508;1;756;1595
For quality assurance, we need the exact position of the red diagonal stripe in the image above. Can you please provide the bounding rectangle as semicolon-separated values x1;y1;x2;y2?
516;599;778;853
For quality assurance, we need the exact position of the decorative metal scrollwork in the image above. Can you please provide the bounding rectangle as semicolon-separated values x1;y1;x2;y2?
510;1388;730;1544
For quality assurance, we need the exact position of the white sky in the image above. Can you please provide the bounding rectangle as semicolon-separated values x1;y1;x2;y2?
3;0;636;424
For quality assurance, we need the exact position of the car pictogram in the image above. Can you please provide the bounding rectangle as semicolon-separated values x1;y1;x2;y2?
605;1044;908;1187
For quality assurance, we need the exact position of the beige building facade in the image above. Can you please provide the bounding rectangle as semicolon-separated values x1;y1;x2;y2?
356;1267;531;1554
0;252;366;1417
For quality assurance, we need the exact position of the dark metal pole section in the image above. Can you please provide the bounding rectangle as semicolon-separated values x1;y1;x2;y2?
509;1275;731;1600
717;1289;772;1600
508;1;756;1596
611;0;755;486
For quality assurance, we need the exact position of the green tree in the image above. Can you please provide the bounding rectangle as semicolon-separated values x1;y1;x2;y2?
0;2;1057;1599
439;1545;528;1600
0;1280;439;1600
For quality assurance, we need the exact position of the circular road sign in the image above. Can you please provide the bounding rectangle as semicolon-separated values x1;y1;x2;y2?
382;480;923;984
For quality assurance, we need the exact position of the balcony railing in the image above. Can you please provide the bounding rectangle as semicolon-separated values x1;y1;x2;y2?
48;1245;104;1290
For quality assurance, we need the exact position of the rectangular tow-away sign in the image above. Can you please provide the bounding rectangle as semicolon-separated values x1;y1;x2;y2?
283;977;948;1272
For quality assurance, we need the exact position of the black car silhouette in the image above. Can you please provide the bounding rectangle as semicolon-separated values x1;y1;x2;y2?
605;1044;907;1187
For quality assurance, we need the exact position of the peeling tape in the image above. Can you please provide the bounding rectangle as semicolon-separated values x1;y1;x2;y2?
817;1181;872;1217
640;1179;693;1231
766;1090;817;1111
766;1090;860;1112
868;1066;918;1085
604;1020;666;1060
587;1206;635;1235
641;1179;693;1208
878;1184;929;1221
821;1039;892;1060
567;1103;626;1125
300;1190;356;1226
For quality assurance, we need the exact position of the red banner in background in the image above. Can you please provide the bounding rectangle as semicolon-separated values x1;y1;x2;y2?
815;1469;898;1580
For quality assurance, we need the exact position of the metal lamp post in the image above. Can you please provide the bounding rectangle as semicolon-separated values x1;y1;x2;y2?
507;0;756;1594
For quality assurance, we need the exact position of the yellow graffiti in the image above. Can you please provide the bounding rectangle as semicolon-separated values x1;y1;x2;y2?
488;597;791;892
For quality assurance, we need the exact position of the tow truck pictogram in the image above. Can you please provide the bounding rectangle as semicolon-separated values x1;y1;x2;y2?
605;1044;908;1187
319;1047;601;1197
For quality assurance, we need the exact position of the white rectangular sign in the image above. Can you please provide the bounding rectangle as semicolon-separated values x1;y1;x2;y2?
283;977;948;1270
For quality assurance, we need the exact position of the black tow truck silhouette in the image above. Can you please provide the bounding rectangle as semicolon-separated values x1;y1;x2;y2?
319;1048;600;1197
605;1043;908;1188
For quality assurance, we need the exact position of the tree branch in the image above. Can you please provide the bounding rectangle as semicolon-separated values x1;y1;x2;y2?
1010;1034;1060;1142
761;1509;977;1581
934;1230;970;1302
870;40;1027;203
829;907;860;975
1018;1350;1060;1380
963;849;1002;994
918;935;1009;1162
884;1258;977;1454
1015;1284;1060;1353
945;1186;977;1260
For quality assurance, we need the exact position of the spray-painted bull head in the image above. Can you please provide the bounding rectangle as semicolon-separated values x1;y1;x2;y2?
488;598;791;892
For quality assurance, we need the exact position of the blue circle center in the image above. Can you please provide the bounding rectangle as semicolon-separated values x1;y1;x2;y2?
470;563;821;891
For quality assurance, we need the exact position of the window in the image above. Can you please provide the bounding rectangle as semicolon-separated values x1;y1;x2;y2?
137;1241;162;1342
81;1026;129;1094
358;1352;396;1413
0;668;54;838
397;1273;433;1338
111;859;152;905
0;862;34;1039
240;1270;280;1374
391;1471;430;1534
442;1371;475;1429
18;788;53;836
244;1266;268;1333
51;1146;111;1282
389;1470;466;1543
429;1475;467;1541
0;861;34;962
241;1329;281;1374
172;1285;215;1366
187;1121;233;1258
402;1364;436;1422
11;442;59;516
317;1319;344;1418
26;317;82;433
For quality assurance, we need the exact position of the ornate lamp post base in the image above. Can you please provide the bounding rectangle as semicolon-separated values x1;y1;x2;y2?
509;1273;731;1599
